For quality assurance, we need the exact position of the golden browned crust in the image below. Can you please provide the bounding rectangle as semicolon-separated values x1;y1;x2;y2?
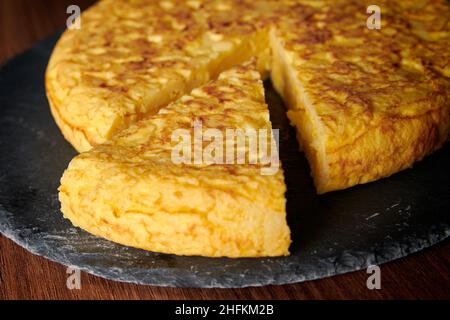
324;107;449;192
59;61;291;257
46;74;93;152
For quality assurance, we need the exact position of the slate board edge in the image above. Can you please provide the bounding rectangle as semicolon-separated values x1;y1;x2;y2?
1;209;448;288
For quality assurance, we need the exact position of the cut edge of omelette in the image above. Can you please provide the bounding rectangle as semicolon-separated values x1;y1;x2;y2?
59;60;291;258
269;15;450;194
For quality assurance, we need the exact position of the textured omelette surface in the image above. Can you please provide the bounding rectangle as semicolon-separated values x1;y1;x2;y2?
271;0;450;192
48;0;450;193
59;61;291;257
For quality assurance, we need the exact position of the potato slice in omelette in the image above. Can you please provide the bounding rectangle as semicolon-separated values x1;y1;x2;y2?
59;61;291;257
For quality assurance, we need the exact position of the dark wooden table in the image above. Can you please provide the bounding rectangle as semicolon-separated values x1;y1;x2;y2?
0;0;449;300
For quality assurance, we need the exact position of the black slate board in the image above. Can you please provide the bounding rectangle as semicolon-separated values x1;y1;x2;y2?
0;33;448;288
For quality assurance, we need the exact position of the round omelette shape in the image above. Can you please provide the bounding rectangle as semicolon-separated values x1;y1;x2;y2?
44;0;450;258
0;34;448;286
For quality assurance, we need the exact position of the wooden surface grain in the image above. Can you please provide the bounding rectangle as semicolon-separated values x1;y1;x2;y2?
0;0;449;300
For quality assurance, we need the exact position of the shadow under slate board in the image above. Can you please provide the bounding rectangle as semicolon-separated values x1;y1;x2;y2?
0;32;448;288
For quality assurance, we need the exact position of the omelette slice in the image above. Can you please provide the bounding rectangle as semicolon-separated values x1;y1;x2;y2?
59;61;291;257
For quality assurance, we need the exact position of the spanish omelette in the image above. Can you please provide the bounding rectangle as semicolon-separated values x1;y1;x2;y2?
59;61;291;257
47;0;450;194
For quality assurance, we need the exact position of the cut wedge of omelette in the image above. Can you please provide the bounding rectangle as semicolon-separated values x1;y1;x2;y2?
48;0;450;194
59;61;291;257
